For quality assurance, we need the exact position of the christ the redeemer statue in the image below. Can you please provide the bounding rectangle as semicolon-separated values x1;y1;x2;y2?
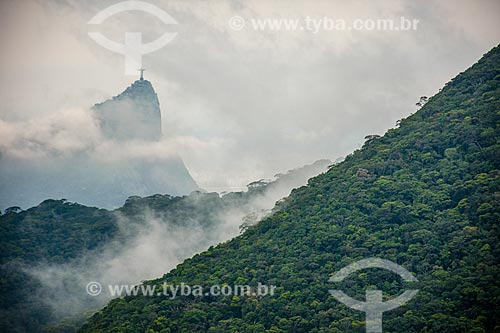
138;68;146;80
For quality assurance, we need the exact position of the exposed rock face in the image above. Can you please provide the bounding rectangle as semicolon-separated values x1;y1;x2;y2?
93;79;162;141
0;79;199;210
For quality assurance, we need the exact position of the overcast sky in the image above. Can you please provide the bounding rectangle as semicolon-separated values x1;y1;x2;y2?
1;0;499;191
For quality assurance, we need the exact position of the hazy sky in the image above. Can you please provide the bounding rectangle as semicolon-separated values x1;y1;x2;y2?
1;0;499;191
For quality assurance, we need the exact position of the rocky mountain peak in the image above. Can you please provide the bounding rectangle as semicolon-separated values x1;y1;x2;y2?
93;79;162;141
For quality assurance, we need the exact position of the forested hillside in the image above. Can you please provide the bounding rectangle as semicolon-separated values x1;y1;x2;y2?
81;46;500;332
0;160;329;332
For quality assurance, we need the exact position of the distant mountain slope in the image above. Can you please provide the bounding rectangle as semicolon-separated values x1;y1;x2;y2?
0;159;330;333
81;46;500;332
0;79;199;210
93;79;162;141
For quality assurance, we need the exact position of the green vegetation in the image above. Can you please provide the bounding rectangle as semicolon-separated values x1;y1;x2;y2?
80;45;500;332
0;200;115;332
0;160;328;332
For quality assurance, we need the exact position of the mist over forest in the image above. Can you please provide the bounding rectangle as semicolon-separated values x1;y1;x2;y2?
1;1;499;332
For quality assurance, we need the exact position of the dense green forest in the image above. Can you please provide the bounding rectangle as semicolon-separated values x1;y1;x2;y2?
0;160;329;332
80;45;500;332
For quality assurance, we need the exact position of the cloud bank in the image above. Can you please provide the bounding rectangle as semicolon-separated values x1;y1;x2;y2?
1;0;499;190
